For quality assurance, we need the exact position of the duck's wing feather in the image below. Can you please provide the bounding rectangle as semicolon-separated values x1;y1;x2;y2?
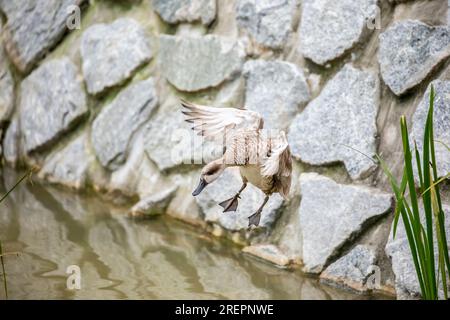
181;99;264;138
261;131;292;199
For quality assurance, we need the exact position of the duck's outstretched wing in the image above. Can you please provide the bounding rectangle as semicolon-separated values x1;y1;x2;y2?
181;99;264;138
261;131;292;199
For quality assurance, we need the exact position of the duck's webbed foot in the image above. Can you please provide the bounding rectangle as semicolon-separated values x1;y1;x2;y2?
248;195;270;228
248;210;262;227
219;195;240;212
219;182;247;213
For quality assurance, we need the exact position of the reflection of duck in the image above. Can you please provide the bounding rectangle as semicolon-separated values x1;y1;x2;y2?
181;100;292;227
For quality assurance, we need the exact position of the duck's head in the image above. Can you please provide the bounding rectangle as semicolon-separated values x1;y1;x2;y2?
192;160;225;196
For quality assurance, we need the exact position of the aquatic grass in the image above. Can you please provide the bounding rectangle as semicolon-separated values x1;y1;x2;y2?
0;168;36;299
378;85;450;300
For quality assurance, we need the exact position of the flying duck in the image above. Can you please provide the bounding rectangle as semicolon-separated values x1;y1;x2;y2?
181;100;292;227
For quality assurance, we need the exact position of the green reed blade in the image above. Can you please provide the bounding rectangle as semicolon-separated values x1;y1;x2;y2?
400;116;434;298
421;88;437;298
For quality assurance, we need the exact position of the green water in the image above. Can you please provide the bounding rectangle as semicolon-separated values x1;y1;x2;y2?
0;171;388;300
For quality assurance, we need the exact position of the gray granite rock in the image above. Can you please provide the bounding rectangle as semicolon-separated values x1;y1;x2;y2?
379;20;450;96
243;59;310;130
80;18;152;95
38;133;93;189
288;64;379;180
196;168;284;231
385;204;450;299
144;103;223;171
152;0;216;25
144;108;188;171
0;44;14;125
410;80;450;179
320;245;377;292
129;186;178;217
159;35;245;92
236;0;297;49
299;0;377;65
19;57;88;154
91;78;158;170
0;0;86;73
299;173;391;273
2;116;21;165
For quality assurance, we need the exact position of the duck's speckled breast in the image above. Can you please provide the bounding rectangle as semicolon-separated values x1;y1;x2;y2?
239;165;274;194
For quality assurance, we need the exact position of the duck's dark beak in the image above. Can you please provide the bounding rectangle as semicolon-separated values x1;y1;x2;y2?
192;178;208;196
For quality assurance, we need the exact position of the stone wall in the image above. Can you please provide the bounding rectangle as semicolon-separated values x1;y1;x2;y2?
0;0;449;299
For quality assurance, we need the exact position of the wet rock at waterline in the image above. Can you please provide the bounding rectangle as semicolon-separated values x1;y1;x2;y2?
243;59;310;130
159;35;245;92
298;0;378;65
320;245;377;293
80;18;153;95
242;244;290;267
38;133;94;190
19;58;88;154
299;173;392;274
91;78;158;170
196;169;284;231
236;0;297;49
0;0;86;73
129;186;178;217
410;80;450;179
0;44;14;125
379;20;450;96
288;64;379;180
152;0;216;25
385;204;450;299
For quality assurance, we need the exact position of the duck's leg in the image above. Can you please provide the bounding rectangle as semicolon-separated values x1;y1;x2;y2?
219;182;247;212
248;195;269;227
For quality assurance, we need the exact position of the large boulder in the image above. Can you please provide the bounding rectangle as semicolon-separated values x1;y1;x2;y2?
91;78;158;170
379;20;450;96
196;168;284;231
243;59;310;130
129;186;178;217
159;35;245;92
410;80;450;179
236;0;298;49
152;0;216;25
19;57;88;154
320;245;377;292
0;0;86;73
298;0;378;65
299;173;392;273
144;101;222;171
0;43;14;125
2;116;21;165
80;18;153;95
38;132;94;190
288;64;379;180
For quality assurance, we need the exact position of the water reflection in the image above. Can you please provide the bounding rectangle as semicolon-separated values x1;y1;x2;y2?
0;171;386;300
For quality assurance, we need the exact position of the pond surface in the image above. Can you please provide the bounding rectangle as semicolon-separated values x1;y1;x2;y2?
0;171;388;300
